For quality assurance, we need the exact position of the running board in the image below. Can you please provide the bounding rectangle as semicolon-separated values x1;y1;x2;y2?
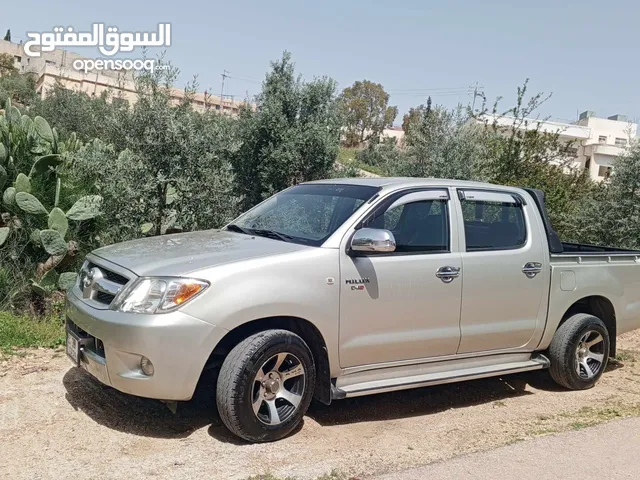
337;354;549;398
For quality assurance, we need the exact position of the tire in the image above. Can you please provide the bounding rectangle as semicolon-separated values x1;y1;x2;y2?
548;313;610;390
216;329;316;442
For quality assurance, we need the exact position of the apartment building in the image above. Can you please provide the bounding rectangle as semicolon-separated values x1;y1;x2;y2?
481;111;637;181
0;39;247;114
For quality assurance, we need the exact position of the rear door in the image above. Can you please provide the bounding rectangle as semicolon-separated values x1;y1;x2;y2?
455;189;550;354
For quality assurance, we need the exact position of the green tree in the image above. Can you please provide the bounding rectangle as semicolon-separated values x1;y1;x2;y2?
0;53;17;76
30;81;127;142
340;80;398;147
0;72;38;107
475;80;595;234
355;137;406;175
69;62;240;240
232;51;342;210
562;143;640;248
395;104;486;180
402;96;431;134
3;30;10;41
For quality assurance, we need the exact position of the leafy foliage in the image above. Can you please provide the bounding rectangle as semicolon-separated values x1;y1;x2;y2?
0;71;38;107
231;52;342;211
562;142;640;248
340;80;398;147
0;103;90;309
0;53;17;76
1;52;639;319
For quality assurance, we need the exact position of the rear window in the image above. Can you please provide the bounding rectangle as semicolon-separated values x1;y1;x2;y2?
461;199;526;251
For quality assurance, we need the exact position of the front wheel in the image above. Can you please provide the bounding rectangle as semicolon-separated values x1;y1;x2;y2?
216;329;316;442
548;313;610;390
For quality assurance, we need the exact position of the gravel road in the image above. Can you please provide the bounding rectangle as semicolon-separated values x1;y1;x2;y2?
2;330;640;480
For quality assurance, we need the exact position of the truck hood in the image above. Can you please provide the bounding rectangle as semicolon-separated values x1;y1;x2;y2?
91;230;311;277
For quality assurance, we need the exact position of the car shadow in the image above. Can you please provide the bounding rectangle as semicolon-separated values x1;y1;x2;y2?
307;371;540;426
63;367;221;439
64;360;626;439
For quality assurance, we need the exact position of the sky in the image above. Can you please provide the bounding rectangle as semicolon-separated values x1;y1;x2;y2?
4;0;639;126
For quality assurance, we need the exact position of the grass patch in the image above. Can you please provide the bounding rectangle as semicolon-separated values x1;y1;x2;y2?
615;350;638;363
0;311;65;354
337;147;387;176
529;402;640;439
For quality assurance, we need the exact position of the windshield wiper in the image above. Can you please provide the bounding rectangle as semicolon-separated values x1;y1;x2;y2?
226;224;252;235
248;228;294;243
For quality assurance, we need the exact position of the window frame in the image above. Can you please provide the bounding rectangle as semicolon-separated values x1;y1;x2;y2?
457;188;528;253
352;188;452;256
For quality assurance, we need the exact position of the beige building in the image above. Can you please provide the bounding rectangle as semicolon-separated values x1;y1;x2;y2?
0;39;248;114
483;111;637;181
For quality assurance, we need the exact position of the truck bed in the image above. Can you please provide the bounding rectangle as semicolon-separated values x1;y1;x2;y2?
558;242;640;255
524;188;640;256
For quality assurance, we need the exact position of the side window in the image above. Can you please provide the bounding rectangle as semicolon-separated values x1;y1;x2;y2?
461;195;526;251
365;197;449;253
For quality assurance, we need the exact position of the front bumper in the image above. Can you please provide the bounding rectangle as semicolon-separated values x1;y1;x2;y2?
66;287;228;401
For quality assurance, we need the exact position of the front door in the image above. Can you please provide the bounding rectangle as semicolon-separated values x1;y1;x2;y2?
339;189;462;368
455;189;549;353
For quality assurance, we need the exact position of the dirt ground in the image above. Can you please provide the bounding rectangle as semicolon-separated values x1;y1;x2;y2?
2;331;640;480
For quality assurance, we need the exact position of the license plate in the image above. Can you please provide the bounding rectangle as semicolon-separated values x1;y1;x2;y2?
66;331;81;366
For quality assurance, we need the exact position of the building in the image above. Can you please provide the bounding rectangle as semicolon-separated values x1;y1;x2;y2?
0;39;248;114
481;111;637;181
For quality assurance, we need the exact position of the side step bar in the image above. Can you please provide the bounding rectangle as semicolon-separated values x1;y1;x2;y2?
334;354;549;399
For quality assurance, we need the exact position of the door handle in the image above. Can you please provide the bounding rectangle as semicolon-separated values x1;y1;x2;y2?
522;262;543;278
436;266;460;283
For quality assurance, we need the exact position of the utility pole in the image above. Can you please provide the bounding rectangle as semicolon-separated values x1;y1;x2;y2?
220;70;230;112
471;81;482;112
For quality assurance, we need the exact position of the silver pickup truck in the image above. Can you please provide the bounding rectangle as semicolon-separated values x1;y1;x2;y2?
65;178;640;442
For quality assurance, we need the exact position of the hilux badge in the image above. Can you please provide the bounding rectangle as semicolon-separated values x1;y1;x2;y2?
345;278;370;285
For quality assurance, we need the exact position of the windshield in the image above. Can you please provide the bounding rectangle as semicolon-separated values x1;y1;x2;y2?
228;184;379;246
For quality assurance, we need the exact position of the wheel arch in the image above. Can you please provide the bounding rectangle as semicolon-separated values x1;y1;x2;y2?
559;295;617;356
205;316;332;405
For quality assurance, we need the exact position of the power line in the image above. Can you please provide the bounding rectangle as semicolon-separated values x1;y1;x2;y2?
229;75;262;85
386;86;471;93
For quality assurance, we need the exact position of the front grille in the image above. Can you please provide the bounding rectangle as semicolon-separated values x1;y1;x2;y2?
96;291;116;305
80;259;132;307
87;262;129;285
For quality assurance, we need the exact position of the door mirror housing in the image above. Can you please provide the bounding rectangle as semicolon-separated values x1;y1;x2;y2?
350;228;396;254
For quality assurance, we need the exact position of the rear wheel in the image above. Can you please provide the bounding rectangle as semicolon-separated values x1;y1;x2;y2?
216;329;315;442
548;313;610;390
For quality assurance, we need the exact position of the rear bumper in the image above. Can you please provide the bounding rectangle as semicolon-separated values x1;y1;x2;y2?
66;287;228;401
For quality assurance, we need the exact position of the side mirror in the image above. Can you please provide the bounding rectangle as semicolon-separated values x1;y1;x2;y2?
350;228;396;254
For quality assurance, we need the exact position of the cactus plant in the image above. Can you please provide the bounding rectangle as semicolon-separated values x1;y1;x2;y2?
0;165;6;191
33;116;54;144
0;101;94;304
2;186;16;208
40;229;68;256
66;195;103;221
48;207;68;237
58;272;78;291
14;172;31;193
15;191;48;215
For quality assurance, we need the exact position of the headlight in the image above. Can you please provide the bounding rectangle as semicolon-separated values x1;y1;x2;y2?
112;277;209;314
